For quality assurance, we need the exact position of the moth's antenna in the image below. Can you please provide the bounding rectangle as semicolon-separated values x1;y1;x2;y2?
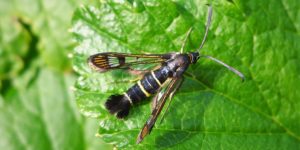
197;5;213;53
180;27;193;53
202;55;245;81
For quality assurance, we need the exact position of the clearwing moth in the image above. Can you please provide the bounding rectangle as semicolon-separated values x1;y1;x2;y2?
88;6;244;144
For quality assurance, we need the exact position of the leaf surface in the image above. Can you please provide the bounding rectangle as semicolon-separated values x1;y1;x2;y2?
72;0;300;149
0;0;112;149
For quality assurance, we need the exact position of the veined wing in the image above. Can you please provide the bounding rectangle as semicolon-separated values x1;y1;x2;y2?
88;52;173;72
136;77;182;144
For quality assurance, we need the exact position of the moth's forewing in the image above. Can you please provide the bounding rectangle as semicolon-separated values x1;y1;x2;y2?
88;52;172;72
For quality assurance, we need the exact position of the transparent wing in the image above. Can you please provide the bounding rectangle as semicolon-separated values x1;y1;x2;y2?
151;78;172;110
88;52;172;72
136;77;182;144
158;77;183;124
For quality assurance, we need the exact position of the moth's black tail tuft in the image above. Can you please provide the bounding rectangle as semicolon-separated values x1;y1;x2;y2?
105;94;131;119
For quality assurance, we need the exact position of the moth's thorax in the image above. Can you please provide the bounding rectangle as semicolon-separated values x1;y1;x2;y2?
164;53;196;77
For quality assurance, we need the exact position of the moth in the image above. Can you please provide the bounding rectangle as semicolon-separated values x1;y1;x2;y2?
88;6;244;144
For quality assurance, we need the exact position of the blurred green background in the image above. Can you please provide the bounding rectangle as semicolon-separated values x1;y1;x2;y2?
0;0;112;149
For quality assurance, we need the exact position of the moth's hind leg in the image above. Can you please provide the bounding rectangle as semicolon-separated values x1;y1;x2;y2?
108;76;141;85
127;67;149;76
127;64;161;77
108;67;151;85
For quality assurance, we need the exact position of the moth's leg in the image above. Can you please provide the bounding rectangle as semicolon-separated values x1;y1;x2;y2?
127;64;161;76
173;65;189;78
113;65;163;85
107;77;141;84
127;67;149;76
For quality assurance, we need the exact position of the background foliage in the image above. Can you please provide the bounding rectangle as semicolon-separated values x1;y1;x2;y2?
0;0;111;149
0;0;299;149
72;0;300;149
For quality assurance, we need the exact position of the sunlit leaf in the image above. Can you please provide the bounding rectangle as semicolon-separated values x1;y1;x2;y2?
73;0;300;149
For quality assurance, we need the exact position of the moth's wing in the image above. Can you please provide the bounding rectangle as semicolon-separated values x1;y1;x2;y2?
151;78;172;110
88;52;172;72
158;77;183;124
151;77;183;111
136;77;182;144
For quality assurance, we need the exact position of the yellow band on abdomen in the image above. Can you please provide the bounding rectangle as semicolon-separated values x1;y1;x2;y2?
137;80;151;97
151;71;162;87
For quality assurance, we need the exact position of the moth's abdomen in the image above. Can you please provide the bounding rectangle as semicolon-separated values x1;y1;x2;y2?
126;66;170;104
105;94;131;119
105;66;171;118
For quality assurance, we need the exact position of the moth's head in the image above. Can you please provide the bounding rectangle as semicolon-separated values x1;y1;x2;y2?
189;52;200;64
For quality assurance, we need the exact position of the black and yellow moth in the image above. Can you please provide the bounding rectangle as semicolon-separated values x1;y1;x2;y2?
88;6;244;144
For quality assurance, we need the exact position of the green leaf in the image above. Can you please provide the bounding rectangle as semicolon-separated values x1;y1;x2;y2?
0;58;112;150
72;0;300;149
0;17;31;86
0;0;84;71
0;0;112;149
0;67;84;149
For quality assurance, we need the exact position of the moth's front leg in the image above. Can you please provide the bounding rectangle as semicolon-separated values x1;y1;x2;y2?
173;64;189;78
